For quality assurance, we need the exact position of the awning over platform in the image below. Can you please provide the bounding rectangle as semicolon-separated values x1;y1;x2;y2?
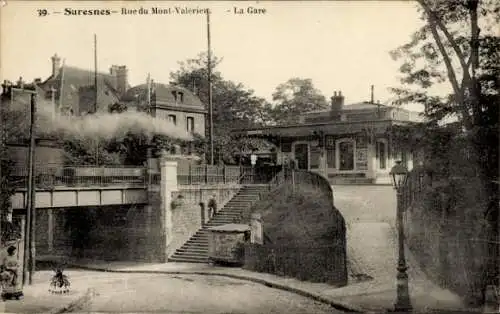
232;120;410;139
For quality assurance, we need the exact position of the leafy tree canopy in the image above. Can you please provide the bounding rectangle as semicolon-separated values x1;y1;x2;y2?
391;0;498;180
170;52;273;164
390;0;498;131
269;78;329;125
108;102;128;114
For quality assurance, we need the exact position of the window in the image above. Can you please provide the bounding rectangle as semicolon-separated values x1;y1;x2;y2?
326;147;336;168
171;91;184;103
376;140;387;170
337;139;355;171
310;147;321;169
168;114;177;125
293;143;309;170
186;117;194;132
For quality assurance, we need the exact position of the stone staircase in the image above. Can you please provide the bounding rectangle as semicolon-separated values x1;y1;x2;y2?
168;185;270;263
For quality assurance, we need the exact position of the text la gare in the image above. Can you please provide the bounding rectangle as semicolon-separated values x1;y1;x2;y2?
233;6;266;14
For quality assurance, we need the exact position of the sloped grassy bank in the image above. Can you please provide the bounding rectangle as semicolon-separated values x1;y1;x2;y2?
243;182;348;286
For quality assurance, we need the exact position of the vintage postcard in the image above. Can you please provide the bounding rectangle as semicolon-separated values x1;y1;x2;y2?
0;0;498;313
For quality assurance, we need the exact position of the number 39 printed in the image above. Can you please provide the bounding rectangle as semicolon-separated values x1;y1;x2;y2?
37;9;48;16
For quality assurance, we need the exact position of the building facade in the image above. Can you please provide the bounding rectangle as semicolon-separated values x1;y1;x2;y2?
232;91;423;184
121;83;206;137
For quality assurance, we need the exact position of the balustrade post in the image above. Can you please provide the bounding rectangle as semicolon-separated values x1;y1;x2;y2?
205;165;209;185
199;202;206;227
250;213;263;245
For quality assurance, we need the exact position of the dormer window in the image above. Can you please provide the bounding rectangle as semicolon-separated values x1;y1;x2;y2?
171;90;184;103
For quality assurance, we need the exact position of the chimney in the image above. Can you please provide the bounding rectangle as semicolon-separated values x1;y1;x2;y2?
111;65;128;96
16;77;24;89
51;54;61;77
331;90;345;112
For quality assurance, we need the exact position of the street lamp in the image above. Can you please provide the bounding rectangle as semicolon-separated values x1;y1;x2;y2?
390;160;412;312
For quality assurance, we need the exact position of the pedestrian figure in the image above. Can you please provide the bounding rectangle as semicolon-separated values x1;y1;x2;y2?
208;193;218;219
1;245;23;300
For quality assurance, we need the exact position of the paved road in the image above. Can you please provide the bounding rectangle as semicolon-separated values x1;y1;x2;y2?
78;273;345;313
333;185;399;281
333;185;396;224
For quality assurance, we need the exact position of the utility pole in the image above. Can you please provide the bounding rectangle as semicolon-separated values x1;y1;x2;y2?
18;89;37;285
147;73;151;115
59;59;66;114
50;87;56;120
94;34;98;114
28;93;36;285
370;85;374;103
94;34;99;166
206;10;214;165
0;83;7;270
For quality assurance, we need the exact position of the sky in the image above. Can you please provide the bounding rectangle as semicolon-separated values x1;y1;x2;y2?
0;1;440;111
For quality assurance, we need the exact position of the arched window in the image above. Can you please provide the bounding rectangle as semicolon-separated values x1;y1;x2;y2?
336;138;355;171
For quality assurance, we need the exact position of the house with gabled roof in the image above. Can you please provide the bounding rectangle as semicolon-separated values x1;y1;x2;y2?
30;54;206;145
36;54;128;116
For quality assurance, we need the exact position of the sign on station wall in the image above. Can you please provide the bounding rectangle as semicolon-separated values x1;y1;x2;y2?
325;136;335;148
356;135;368;170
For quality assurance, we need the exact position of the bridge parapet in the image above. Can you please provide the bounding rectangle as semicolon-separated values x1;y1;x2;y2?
12;186;147;209
11;165;147;190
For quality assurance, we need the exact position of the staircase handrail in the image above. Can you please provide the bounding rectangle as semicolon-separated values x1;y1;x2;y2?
268;168;286;191
237;166;255;185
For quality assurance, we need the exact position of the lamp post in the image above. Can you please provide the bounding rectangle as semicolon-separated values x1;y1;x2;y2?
390;160;412;312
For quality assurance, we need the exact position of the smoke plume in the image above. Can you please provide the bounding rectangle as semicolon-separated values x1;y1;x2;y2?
8;96;194;142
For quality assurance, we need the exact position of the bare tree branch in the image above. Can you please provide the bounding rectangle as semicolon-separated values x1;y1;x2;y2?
417;0;473;93
427;18;473;129
417;0;472;73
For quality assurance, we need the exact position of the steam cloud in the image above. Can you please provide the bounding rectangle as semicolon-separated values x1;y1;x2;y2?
9;97;194;142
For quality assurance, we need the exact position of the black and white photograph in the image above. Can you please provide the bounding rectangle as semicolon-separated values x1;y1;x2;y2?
0;0;498;313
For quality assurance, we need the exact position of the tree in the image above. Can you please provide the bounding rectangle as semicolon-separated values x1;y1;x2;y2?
170;52;272;164
0;87;28;226
108;102;128;114
62;136;123;166
270;78;329;124
391;0;499;305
